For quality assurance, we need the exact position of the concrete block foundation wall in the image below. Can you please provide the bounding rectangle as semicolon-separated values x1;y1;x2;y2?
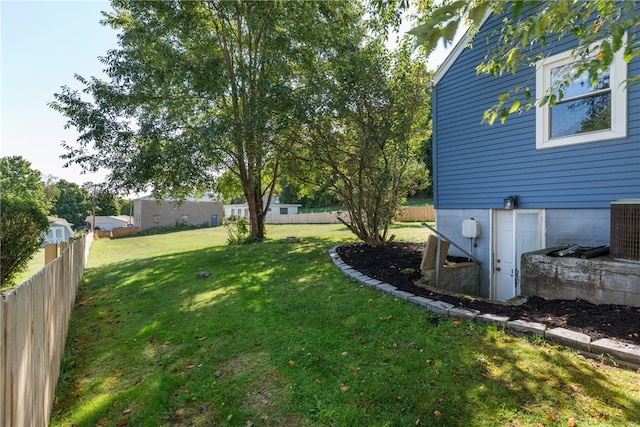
521;249;640;307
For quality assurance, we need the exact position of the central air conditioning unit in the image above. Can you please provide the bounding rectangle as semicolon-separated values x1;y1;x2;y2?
610;199;640;261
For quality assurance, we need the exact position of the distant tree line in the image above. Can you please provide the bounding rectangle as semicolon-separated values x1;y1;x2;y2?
0;155;132;287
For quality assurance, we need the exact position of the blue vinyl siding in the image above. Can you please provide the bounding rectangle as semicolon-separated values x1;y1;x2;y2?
433;13;640;210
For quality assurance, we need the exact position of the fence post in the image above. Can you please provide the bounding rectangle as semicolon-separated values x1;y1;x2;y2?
44;244;57;265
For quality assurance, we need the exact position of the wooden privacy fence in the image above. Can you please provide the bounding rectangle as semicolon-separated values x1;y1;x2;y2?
110;226;140;238
395;205;435;222
264;205;435;224
1;233;93;426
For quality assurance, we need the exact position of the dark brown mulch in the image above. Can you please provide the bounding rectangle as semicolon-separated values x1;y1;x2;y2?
336;242;640;346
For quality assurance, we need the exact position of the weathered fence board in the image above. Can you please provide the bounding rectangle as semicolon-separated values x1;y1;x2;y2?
0;233;92;426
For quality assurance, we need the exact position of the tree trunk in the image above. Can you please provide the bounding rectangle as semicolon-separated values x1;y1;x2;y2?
244;184;266;240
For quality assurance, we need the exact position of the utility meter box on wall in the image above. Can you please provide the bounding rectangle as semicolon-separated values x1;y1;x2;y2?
462;219;480;238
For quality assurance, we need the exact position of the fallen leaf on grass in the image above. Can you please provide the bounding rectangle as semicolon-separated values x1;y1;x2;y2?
196;336;207;341
433;411;442;418
186;364;195;369
567;417;576;426
547;413;559;422
288;360;296;366
116;420;128;426
341;351;349;356
340;384;350;391
97;418;107;426
121;408;132;415
174;408;185;417
453;319;463;325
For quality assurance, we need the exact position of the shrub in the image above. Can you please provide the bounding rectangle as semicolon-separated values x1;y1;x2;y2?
226;217;249;245
1;196;50;287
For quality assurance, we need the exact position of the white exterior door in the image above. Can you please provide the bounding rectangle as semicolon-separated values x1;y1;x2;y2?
493;210;544;301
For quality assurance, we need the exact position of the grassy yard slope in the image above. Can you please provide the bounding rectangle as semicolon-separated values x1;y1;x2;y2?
50;224;640;426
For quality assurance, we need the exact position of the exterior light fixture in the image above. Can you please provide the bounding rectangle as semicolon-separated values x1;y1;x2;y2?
503;195;519;210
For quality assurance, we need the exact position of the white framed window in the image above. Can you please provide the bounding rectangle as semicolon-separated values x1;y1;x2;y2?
536;39;627;149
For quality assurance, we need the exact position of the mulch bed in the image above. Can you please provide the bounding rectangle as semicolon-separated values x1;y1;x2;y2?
336;242;640;345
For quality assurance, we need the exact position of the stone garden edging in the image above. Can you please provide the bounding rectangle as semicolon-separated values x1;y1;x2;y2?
329;246;640;370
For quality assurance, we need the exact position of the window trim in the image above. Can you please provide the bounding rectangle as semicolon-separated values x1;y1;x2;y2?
536;39;627;150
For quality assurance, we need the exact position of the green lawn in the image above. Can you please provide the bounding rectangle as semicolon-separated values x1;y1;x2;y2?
50;224;640;426
11;248;46;286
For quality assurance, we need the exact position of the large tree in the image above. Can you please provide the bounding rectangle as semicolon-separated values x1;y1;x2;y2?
295;40;431;246
51;1;364;241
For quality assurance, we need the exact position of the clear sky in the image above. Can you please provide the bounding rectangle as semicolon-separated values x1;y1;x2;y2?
1;0;115;185
1;1;456;188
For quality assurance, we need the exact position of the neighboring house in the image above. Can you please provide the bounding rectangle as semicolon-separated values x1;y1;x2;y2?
84;215;133;231
43;216;74;245
431;9;639;300
224;196;301;219
133;196;224;231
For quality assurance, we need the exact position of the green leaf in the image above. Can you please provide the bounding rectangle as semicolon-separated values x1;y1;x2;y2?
624;45;633;62
488;110;498;125
600;39;613;65
511;0;525;17
468;3;490;27
509;98;520;114
500;107;509;124
443;20;459;43
535;13;548;38
498;91;511;101
524;88;531;100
